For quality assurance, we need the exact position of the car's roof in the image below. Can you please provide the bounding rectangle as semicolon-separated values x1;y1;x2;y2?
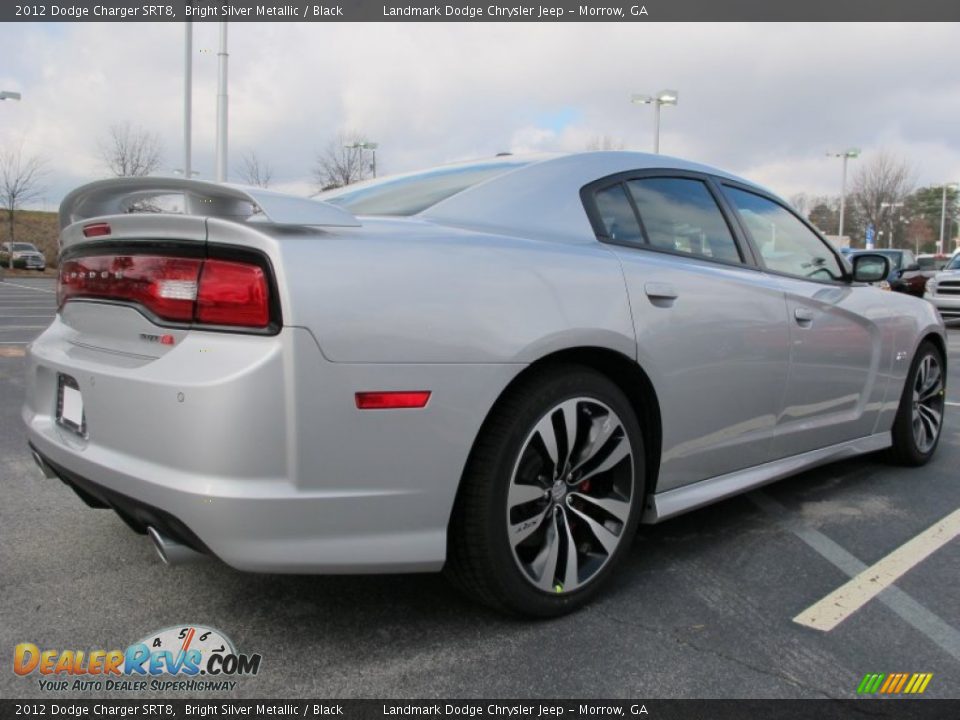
417;151;770;243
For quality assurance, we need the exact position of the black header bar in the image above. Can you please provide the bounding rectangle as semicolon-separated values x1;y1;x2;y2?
4;0;960;22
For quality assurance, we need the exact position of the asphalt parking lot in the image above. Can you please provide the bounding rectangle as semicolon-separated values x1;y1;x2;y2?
1;276;958;700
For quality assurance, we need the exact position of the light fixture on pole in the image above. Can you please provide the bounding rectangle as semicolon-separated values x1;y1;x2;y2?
880;201;905;249
827;148;860;240
631;90;678;154
0;91;21;101
939;182;958;255
345;141;379;178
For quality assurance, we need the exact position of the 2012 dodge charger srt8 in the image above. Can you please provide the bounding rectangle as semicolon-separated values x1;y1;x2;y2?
24;153;946;616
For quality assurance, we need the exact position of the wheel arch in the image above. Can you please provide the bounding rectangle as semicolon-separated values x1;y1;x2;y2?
449;346;663;533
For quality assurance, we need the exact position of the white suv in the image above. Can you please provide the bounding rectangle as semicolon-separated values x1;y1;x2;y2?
924;252;960;321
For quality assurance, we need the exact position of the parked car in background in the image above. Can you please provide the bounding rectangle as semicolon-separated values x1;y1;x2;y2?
924;252;960;322
24;154;947;616
0;241;47;271
917;253;949;272
844;248;927;297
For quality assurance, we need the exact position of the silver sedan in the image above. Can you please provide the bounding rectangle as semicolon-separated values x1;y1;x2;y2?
24;152;947;616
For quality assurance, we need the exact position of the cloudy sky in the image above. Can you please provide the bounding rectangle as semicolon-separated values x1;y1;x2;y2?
1;21;958;210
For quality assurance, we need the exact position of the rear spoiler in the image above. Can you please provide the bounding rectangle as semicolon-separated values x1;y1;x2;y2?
59;177;360;230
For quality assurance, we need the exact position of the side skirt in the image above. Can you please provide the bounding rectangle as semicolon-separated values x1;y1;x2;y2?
641;432;891;524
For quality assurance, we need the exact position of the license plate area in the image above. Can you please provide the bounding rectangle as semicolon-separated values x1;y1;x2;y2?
56;373;86;436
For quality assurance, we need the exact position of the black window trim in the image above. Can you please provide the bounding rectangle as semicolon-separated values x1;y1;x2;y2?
718;180;853;286
580;169;762;271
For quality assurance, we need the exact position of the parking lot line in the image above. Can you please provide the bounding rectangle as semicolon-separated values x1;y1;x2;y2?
750;491;960;662
793;507;960;633
0;280;55;293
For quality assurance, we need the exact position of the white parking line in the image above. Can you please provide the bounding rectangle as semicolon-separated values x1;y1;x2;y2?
0;280;55;293
793;508;960;632
750;491;960;662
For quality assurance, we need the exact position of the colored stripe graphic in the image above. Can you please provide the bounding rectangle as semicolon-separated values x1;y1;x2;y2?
857;672;932;694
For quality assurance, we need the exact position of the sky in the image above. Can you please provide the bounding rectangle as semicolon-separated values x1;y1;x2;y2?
0;21;958;211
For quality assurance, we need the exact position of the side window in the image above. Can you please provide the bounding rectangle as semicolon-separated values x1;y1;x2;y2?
593;184;643;245
724;186;844;281
626;178;742;263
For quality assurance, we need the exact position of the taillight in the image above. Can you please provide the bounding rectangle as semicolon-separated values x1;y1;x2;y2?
58;254;272;330
196;260;270;327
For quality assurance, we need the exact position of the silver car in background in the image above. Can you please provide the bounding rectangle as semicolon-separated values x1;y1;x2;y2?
24;152;947;616
924;252;960;322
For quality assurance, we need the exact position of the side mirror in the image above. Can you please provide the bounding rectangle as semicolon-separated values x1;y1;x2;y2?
851;254;891;283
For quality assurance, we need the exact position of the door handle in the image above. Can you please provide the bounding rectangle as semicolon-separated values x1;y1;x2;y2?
644;282;678;300
794;307;815;325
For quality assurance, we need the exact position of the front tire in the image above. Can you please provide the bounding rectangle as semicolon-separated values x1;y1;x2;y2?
886;341;946;466
446;365;645;617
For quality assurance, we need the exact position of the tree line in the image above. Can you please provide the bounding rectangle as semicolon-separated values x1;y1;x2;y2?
790;151;959;254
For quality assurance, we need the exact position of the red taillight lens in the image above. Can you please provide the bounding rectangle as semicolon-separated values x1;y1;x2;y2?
196;259;270;327
355;391;432;410
58;254;272;329
59;256;201;322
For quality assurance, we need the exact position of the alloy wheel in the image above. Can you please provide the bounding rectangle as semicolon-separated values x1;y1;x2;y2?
506;397;634;593
912;353;945;454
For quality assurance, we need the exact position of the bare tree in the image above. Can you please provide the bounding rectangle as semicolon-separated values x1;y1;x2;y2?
99;122;164;177
849;151;916;248
0;146;48;262
585;134;626;151
313;132;372;191
238;150;274;188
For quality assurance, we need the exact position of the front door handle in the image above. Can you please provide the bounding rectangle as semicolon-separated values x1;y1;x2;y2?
794;307;815;325
644;282;678;300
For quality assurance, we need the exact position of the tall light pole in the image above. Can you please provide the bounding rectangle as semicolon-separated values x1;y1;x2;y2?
215;22;229;183
939;182;958;255
0;91;21;101
345;141;379;178
827;148;860;240
183;23;193;179
880;201;904;249
631;90;678;154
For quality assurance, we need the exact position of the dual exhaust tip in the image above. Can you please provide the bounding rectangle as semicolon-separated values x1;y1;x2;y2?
147;526;207;566
31;448;206;567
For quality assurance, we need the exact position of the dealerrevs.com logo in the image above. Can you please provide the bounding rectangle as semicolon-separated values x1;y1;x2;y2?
13;625;262;693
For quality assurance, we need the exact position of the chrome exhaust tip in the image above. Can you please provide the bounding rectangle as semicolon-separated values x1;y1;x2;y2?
31;449;58;479
147;526;207;566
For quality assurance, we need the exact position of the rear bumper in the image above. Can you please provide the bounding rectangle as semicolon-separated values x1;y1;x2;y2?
23;314;521;573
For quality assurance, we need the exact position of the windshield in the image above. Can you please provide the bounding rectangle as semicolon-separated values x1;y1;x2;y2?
946;255;960;270
319;160;528;216
12;243;37;251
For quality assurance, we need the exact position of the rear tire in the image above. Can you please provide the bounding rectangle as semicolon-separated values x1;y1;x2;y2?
885;341;945;466
446;364;645;617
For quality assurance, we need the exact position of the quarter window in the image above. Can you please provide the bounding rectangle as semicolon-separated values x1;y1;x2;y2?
724;187;844;281
593;184;643;244
626;178;741;263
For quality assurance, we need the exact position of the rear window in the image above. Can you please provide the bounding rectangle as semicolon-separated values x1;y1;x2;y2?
319;161;528;216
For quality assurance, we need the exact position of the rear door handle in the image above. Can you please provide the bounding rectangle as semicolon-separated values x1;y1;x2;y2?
794;307;815;325
644;282;678;300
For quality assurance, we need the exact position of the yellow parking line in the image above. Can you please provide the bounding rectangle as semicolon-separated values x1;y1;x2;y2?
794;508;960;632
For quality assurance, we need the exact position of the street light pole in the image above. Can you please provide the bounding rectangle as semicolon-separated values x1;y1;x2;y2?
827;148;860;240
939;182;958;255
345;141;379;179
631;90;678;155
184;22;193;179
215;22;229;183
880;201;904;249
